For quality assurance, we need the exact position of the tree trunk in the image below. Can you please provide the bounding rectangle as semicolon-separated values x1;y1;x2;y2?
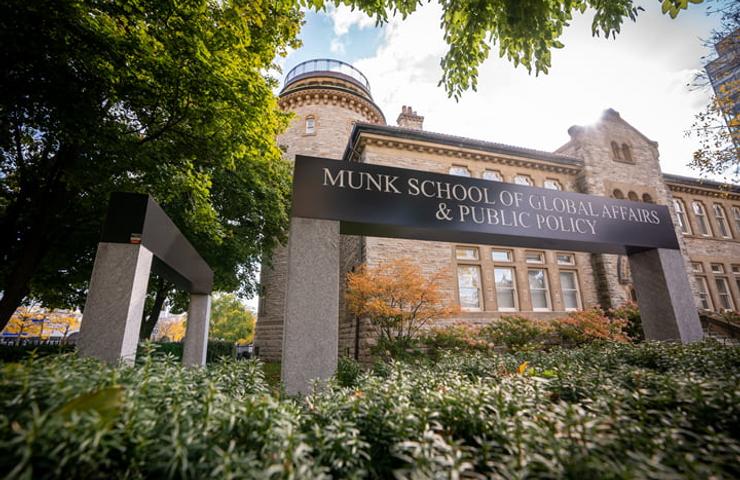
139;278;171;340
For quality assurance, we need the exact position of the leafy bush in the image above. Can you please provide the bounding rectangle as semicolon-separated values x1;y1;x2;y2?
609;301;643;341
335;356;363;388
480;315;548;351
1;342;738;478
552;307;630;346
420;323;494;358
0;343;76;363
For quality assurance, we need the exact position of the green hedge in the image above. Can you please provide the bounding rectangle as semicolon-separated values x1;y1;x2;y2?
0;340;235;364
0;341;738;478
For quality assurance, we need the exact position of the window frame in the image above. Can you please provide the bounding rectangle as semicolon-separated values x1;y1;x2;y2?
482;169;503;182
513;174;533;186
449;165;471;177
556;253;576;266
543;179;562;191
714;276;734;311
491;249;513;262
304;115;316;135
559;270;582;311
457;264;484;311
694;276;714;310
692;201;712;236
527;268;552;312
494;267;518;312
455;246;480;261
525;251;545;264
673;199;691;234
713;203;732;238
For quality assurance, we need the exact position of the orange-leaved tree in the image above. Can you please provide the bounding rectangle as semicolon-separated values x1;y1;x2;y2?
346;258;458;343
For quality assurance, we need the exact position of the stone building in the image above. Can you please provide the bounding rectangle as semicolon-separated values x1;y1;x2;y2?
255;59;740;361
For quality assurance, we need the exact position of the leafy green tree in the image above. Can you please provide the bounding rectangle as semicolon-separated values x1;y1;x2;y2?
0;0;299;329
209;293;255;344
324;0;701;99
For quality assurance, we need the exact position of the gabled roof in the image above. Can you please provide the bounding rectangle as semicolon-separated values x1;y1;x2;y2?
344;123;583;167
662;173;740;194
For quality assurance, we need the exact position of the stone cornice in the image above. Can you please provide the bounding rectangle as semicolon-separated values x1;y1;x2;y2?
666;182;740;201
278;88;385;125
348;133;582;175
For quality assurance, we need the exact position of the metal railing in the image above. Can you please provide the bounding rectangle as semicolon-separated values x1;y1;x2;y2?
284;59;371;91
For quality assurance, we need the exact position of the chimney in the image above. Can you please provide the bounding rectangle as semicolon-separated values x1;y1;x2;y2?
396;105;424;130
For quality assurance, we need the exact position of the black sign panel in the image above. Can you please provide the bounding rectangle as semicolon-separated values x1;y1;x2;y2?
291;155;680;255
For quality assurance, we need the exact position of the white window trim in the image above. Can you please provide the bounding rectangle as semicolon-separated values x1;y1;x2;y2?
457;264;483;311
674;199;691;235
491;249;513;263
528;268;552;312
559;270;582;311
494;267;518;312
693;201;712;237
713;204;732;238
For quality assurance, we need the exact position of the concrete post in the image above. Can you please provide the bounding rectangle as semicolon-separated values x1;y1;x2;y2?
628;248;703;343
78;242;153;364
183;294;211;366
282;217;340;395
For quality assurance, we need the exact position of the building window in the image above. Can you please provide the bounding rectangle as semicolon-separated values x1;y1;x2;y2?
491;249;513;262
544;179;562;190
713;204;732;238
559;271;581;310
455;246;479;261
691;262;704;273
482;170;503;181
305;116;316;135
528;269;551;311
711;263;725;274
611;141;621;161
715;277;734;311
692;201;712;236
642;193;653;203
695;276;713;310
673;199;691;234
621;144;633;162
628;191;639;201
556;253;575;265
525;251;544;264
733;206;740;232
449;165;471;177
494;267;518;311
733;266;740;298
514;174;533;186
457;265;483;311
613;189;625;199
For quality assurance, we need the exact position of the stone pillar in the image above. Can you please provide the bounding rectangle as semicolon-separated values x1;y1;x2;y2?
78;242;153;364
628;248;703;343
282;218;340;395
183;294;211;366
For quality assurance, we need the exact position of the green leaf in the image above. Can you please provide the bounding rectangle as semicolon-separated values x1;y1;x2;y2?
57;386;123;423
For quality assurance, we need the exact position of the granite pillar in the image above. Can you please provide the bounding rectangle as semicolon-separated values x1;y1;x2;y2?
183;293;211;366
281;217;340;395
78;242;153;364
628;248;703;343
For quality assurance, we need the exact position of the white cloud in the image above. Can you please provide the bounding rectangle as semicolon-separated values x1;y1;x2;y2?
328;4;375;36
330;38;345;54
352;1;718;178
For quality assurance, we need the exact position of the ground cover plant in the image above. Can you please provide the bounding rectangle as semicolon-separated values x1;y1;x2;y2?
1;341;738;479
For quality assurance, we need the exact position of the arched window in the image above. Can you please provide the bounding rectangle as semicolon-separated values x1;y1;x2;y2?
642;193;653;203
611;141;621;161
449;165;471;177
514;174;533;186
612;189;624;199
543;179;562;190
628;191;639;201
482;170;503;181
692;201;712;236
622;144;633;162
713;204;732;238
673;199;691;234
305;115;316;134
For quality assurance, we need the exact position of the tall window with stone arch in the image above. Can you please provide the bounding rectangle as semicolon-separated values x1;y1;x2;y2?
621;143;633;162
673;199;691;234
611;141;621;161
733;206;740;233
449;165;471;177
612;189;625;199
692;201;712;236
713;203;732;238
514;174;533;186
305;115;316;135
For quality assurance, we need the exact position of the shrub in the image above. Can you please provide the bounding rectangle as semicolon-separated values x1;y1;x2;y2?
1;342;738;478
0;343;76;363
420;323;494;358
552;307;630;346
609;301;643;341
335;356;363;388
480;315;548;352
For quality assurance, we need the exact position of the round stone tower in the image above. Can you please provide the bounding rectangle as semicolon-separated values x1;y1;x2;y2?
277;58;386;161
255;59;385;361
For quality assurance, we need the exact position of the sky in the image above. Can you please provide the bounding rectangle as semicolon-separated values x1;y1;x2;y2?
275;0;728;178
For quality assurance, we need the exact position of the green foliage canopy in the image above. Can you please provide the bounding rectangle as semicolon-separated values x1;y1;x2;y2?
209;293;256;344
0;0;300;326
